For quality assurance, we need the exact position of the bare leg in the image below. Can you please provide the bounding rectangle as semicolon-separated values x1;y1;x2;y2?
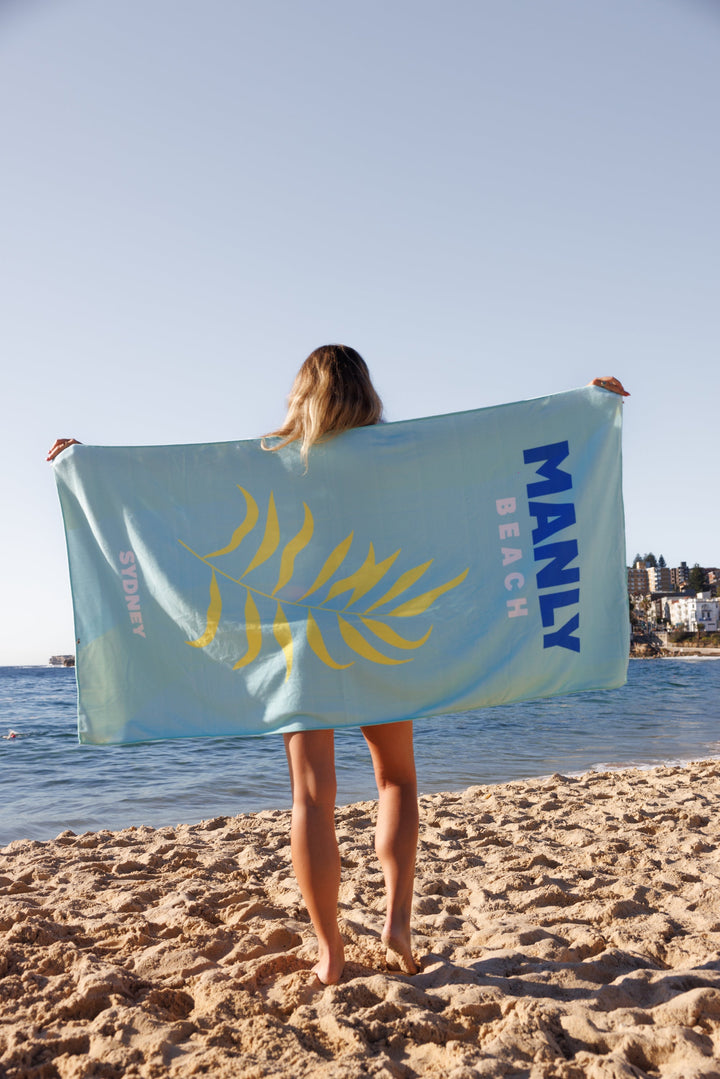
361;721;419;974
284;729;345;984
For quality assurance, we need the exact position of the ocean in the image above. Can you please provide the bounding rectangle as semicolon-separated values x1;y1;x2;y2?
1;659;719;847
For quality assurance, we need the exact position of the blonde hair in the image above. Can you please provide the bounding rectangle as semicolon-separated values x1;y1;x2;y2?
263;345;383;461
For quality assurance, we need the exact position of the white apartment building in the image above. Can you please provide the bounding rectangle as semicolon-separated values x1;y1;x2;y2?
647;565;673;592
666;593;720;631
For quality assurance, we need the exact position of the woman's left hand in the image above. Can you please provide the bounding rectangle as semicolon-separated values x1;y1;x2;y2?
46;438;82;462
589;377;630;397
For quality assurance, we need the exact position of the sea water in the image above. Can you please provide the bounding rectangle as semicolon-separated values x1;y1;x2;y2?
1;659;719;846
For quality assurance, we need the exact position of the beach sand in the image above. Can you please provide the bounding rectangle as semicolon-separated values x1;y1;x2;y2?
1;760;720;1078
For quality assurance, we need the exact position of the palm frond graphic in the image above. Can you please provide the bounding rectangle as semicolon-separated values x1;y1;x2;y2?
179;485;468;681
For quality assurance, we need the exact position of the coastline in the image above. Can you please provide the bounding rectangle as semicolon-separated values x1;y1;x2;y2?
2;760;720;1077
630;643;720;659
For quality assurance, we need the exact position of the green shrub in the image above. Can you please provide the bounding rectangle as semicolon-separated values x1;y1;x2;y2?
669;629;720;647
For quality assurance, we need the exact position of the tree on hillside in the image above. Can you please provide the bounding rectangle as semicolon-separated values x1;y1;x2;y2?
644;552;657;567
658;554;666;568
631;552;643;565
689;564;707;593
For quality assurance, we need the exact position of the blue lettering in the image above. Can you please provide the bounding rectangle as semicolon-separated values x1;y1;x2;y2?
523;438;580;653
543;614;580;652
539;588;580;629
534;539;580;589
528;501;576;545
523;441;572;497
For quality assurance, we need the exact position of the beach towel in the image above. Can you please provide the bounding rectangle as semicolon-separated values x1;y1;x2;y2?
53;387;628;745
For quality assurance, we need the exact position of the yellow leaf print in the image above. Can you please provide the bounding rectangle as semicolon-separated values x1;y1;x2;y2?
182;486;468;675
307;612;354;670
273;602;293;682
186;569;222;647
388;568;469;618
233;591;263;669
359;617;432;650
300;532;354;601
205;486;259;558
338;616;411;666
326;543;400;608
364;559;433;614
272;504;313;596
242;492;280;577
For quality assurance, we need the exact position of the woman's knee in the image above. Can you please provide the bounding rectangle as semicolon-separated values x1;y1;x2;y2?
293;773;337;810
361;721;417;791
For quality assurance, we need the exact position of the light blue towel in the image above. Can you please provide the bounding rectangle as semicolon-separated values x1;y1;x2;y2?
54;387;628;745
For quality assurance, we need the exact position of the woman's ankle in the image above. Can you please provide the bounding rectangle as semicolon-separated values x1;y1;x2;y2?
314;930;345;984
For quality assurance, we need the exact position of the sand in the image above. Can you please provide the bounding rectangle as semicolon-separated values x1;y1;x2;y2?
1;760;720;1079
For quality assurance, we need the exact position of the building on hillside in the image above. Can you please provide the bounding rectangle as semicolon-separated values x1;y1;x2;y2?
697;595;720;629
627;560;649;596
666;593;720;631
647;565;673;593
705;567;720;594
671;562;690;590
654;593;690;622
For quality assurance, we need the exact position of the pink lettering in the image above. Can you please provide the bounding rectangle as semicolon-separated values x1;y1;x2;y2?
507;597;529;618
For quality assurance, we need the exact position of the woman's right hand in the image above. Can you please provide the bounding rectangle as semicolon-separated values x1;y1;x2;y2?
46;438;82;462
588;377;630;397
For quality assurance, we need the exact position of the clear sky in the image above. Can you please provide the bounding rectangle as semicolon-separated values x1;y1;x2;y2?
2;0;718;665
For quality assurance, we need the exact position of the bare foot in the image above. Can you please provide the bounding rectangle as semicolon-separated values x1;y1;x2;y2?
382;927;418;975
312;934;345;985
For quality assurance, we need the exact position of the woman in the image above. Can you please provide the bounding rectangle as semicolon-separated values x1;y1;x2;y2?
261;344;419;985
48;349;628;985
